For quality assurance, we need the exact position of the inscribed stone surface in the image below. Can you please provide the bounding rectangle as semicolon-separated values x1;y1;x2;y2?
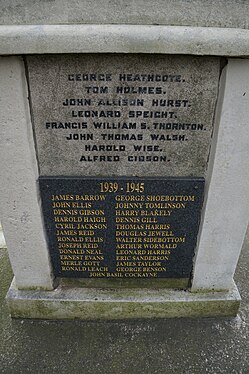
27;54;220;177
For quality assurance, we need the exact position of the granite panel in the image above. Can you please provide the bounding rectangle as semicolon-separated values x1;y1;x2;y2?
27;54;220;177
39;176;204;279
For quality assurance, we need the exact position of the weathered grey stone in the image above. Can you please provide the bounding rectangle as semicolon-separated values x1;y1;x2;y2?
0;0;248;29
6;278;240;319
27;54;220;177
0;224;6;249
0;56;55;290
0;25;248;57
192;59;249;291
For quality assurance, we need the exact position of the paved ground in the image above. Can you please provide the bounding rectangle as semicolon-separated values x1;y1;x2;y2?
0;228;248;374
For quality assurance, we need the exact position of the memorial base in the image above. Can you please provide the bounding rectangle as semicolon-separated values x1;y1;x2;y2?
6;278;240;319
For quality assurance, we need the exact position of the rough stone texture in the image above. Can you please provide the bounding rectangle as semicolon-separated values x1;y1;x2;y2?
0;0;248;29
192;59;249;291
0;25;249;57
6;278;240;320
27;54;220;177
0;224;7;249
0;56;55;290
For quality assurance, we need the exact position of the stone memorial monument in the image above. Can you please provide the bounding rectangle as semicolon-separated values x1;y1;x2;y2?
0;1;249;319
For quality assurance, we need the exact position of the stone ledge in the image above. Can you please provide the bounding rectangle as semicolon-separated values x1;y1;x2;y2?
6;278;241;319
0;25;248;56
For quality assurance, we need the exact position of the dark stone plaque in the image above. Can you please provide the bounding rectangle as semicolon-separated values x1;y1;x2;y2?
39;177;204;279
